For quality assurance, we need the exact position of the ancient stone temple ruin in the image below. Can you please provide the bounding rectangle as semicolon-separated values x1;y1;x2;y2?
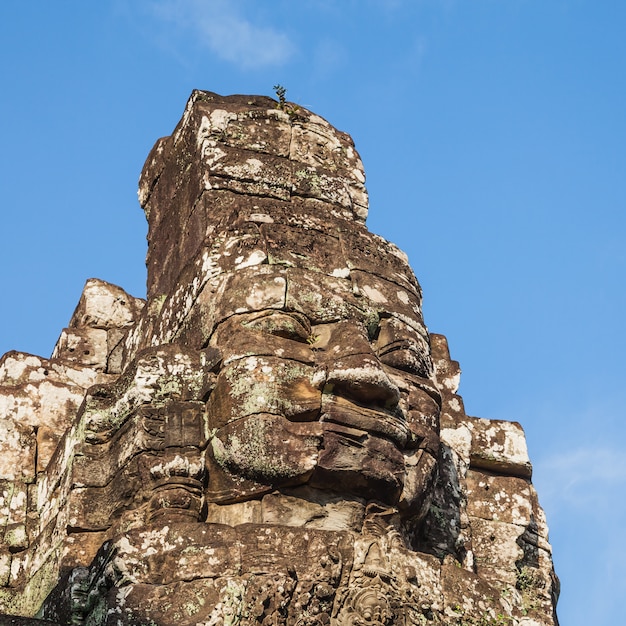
0;91;559;625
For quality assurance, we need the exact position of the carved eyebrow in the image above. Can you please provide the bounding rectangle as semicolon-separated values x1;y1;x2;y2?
375;318;433;377
378;344;433;378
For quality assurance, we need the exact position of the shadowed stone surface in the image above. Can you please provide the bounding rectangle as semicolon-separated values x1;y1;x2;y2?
0;91;558;625
0;618;60;626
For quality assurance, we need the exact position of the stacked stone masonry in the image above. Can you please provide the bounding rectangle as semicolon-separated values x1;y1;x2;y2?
0;91;558;626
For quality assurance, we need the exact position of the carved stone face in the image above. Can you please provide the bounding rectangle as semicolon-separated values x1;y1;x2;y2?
204;259;441;516
130;91;441;520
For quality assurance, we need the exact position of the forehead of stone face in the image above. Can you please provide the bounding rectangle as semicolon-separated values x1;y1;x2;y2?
206;266;426;343
137;90;427;349
181;217;427;345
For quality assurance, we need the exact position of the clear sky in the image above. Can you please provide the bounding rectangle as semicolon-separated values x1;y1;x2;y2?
1;2;624;623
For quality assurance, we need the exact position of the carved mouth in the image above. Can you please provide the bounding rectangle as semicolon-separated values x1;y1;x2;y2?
320;395;409;449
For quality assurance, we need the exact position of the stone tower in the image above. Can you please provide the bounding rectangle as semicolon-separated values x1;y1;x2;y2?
0;91;559;625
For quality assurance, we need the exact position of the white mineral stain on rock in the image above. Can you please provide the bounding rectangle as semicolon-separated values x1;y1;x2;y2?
137;526;176;554
331;267;350;278
360;285;387;303
243;357;259;372
441;424;472;461
396;290;410;304
249;213;274;223
9;490;26;511
10;557;21;580
203;145;227;167
443;371;461;392
352;166;365;183
234;250;267;270
312;370;326;387
0;354;42;384
225;158;264;179
149;455;203;478
243;277;286;311
197;111;232;150
210;109;235;131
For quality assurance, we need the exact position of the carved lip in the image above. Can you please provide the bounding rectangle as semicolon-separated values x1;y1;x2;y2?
320;396;409;448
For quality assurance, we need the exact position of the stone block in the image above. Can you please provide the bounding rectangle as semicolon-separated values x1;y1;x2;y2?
466;469;533;525
0;420;35;483
467;417;533;478
51;328;108;369
469;517;525;585
4;525;27;552
67;279;143;329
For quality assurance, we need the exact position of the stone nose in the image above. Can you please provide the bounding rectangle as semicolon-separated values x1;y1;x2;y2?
324;353;401;408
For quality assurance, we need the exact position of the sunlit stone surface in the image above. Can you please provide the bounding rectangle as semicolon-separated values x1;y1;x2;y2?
0;91;558;625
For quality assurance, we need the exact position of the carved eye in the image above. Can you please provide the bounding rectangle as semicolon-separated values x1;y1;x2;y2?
378;343;431;378
376;318;432;377
243;311;311;342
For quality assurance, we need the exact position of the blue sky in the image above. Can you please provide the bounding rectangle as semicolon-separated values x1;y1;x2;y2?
1;2;625;623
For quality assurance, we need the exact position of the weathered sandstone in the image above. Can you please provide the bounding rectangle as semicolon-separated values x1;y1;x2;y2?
0;91;558;625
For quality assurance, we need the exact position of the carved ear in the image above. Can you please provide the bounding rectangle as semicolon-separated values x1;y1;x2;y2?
398;449;438;520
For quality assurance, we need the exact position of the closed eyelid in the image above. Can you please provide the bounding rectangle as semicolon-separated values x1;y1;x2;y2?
376;328;432;377
377;338;418;354
378;349;432;378
375;317;428;349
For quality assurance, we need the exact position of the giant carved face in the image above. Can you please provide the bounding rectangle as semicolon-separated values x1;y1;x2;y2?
202;233;441;518
136;92;442;520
